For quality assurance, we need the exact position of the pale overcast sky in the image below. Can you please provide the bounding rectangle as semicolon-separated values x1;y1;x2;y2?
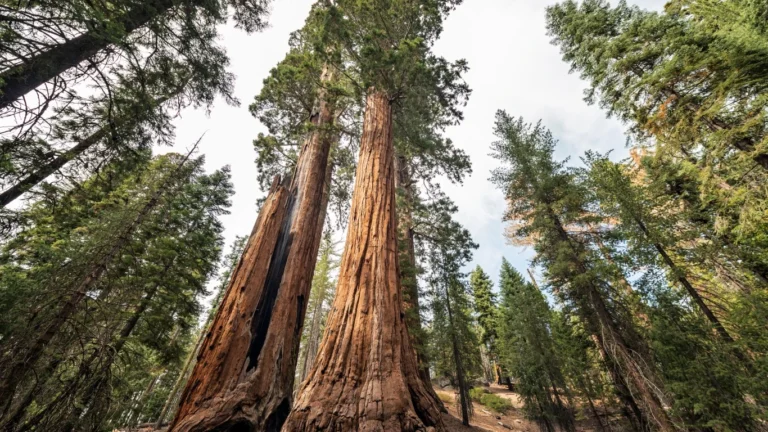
164;0;668;290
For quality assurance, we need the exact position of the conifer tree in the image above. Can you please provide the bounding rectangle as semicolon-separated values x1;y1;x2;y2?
0;152;232;431
167;7;343;431
0;63;203;209
495;259;574;432
248;2;472;396
545;0;768;262
0;0;270;111
426;238;480;427
582;153;768;428
549;310;618;431
296;231;339;385
491;112;677;431
0;0;271;216
469;265;496;383
584;155;740;345
0;149;202;411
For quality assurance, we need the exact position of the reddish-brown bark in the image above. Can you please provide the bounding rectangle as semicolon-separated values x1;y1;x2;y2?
283;89;443;432
168;73;335;432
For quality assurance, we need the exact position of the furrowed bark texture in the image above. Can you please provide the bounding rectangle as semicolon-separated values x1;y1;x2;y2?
169;77;335;432
168;179;290;432
283;90;443;432
584;274;673;432
591;334;645;432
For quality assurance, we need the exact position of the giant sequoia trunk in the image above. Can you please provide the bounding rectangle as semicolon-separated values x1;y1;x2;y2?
0;0;176;110
168;80;335;432
283;89;443;432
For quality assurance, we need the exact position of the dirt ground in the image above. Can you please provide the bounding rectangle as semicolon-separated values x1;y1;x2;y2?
437;384;613;432
131;384;614;432
436;384;537;432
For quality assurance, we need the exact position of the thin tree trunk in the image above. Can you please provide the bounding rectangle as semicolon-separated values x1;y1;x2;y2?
0;94;172;208
168;68;336;432
582;374;613;432
155;326;207;429
633;216;736;344
133;372;164;426
536;399;555;432
0;0;176;110
444;281;470;427
549;380;573;431
0;358;61;432
548;211;675;432
585;389;608;432
586;277;673;432
58;278;164;432
298;269;330;385
0;149;191;406
660;170;768;286
17;279;162;432
591;334;645;432
479;342;494;384
283;89;443;431
591;233;650;326
523;271;574;431
299;298;324;384
394;154;432;386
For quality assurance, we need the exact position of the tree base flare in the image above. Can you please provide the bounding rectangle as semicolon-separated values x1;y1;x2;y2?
282;90;443;432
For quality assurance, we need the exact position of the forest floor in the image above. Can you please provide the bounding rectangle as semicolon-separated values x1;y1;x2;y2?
436;384;537;432
436;384;609;432
135;385;609;432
